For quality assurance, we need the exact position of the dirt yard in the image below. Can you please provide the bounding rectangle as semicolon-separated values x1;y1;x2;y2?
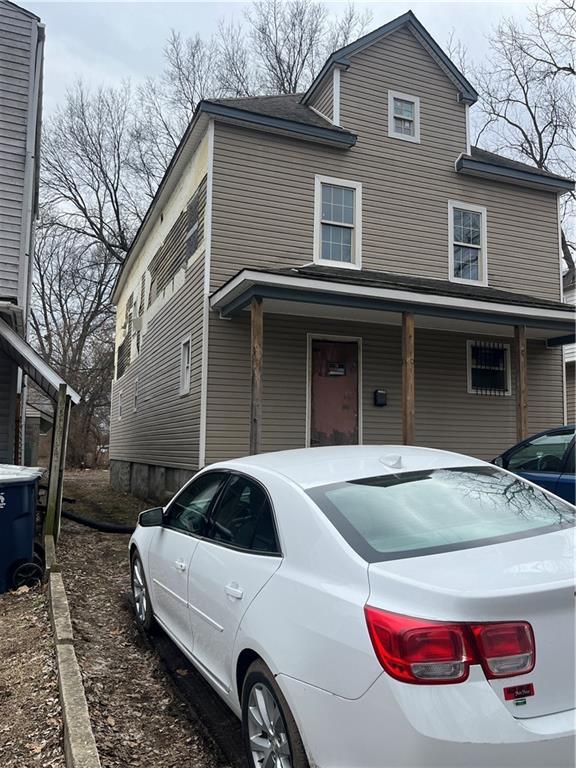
58;469;236;768
0;584;64;768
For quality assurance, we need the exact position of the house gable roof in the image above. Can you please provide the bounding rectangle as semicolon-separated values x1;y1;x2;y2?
302;10;478;107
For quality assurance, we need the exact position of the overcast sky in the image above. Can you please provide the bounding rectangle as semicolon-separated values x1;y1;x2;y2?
27;0;533;115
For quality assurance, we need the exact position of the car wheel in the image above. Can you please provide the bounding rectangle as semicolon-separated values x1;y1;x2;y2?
131;553;154;632
242;659;309;768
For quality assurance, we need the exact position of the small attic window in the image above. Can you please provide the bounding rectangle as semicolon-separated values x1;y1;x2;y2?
388;91;420;143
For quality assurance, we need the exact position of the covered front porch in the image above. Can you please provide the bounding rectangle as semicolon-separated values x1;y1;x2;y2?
209;266;574;462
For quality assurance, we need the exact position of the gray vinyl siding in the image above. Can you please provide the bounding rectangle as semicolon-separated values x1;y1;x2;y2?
205;315;564;464
0;1;37;302
566;361;575;423
310;75;333;121
109;256;204;470
211;26;560;300
0;349;17;462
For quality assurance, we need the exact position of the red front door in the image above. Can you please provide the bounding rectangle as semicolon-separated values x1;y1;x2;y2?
310;339;359;447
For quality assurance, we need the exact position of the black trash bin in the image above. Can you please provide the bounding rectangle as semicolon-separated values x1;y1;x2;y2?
0;464;44;593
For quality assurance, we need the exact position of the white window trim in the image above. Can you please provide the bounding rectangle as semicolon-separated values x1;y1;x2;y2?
466;340;511;396
118;390;123;420
305;334;363;448
179;334;192;396
133;378;139;412
313;175;362;270
388;90;420;143
448;200;488;287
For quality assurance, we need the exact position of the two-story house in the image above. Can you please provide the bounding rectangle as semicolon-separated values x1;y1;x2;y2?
109;11;574;501
1;0;79;465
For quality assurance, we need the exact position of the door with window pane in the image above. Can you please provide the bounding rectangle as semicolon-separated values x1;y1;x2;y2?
186;474;282;691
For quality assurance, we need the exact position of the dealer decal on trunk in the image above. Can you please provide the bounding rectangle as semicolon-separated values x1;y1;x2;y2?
504;683;535;705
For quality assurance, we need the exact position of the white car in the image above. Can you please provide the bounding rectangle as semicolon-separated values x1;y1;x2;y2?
129;446;575;768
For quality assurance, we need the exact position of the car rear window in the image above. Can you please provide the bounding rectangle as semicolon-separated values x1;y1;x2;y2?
307;466;575;562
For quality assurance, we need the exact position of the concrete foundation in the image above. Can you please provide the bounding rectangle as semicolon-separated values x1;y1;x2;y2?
110;459;195;503
109;459;131;494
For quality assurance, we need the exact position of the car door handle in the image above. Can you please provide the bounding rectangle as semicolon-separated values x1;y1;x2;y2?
174;559;187;572
224;583;244;600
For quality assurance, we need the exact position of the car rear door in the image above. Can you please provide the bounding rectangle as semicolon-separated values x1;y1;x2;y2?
186;472;282;694
504;429;574;495
147;471;228;651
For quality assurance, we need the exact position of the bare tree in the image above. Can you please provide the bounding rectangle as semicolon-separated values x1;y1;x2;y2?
508;0;575;79
30;210;116;465
217;20;258;97
42;81;146;263
244;0;372;93
469;3;575;271
246;0;328;93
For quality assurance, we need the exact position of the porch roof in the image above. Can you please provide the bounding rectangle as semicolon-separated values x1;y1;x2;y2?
210;265;575;337
0;317;80;404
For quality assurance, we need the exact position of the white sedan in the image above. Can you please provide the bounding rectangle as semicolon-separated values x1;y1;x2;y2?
129;446;575;768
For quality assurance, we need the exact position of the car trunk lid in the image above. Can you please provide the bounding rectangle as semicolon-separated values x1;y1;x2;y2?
367;528;575;718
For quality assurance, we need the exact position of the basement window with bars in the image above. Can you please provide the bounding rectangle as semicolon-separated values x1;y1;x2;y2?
467;341;511;396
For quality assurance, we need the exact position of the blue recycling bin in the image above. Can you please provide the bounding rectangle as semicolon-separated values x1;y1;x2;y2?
0;465;43;593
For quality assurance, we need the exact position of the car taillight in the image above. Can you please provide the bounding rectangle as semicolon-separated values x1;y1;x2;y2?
364;607;535;685
470;621;535;679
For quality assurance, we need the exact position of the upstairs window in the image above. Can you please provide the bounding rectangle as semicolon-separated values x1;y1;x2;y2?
388;91;420;143
449;201;488;285
180;335;191;395
314;176;362;269
467;341;511;396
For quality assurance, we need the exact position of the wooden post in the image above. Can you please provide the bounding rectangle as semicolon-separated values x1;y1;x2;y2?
514;325;528;442
250;296;263;455
402;312;415;445
44;384;71;541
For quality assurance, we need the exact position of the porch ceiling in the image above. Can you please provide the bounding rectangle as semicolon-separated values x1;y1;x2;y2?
210;266;575;337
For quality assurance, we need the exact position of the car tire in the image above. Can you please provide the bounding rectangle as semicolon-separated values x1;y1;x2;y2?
242;659;309;768
130;552;154;632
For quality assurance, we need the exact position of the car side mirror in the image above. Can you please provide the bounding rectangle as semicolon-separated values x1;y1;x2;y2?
138;507;164;527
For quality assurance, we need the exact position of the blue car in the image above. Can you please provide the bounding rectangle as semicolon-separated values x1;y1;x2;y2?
494;425;575;504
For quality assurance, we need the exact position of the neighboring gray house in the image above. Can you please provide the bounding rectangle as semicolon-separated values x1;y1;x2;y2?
109;11;575;502
0;1;78;464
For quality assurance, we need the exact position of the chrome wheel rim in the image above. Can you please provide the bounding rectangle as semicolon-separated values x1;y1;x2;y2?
132;559;147;623
247;683;292;768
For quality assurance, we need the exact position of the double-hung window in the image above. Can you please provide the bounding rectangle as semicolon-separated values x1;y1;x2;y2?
314;176;362;269
449;201;487;285
388;91;420;143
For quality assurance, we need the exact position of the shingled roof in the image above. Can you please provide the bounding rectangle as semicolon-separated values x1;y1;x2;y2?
212;94;329;128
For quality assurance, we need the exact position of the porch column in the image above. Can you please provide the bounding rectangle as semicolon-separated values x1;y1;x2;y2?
514;325;528;441
250;296;263;455
402;312;415;445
